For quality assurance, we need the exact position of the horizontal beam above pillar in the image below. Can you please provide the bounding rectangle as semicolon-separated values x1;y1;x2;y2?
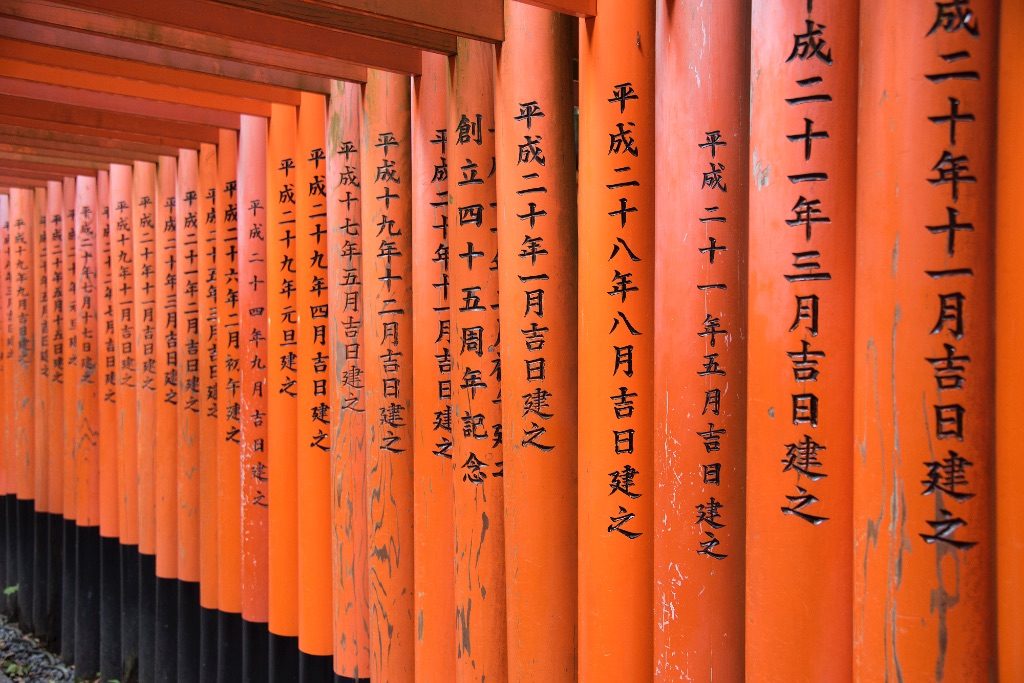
0;18;337;92
0;158;97;177
309;0;503;42
515;0;595;18
0;140;161;164
0;150;108;170
0;114;209;150
0;123;183;157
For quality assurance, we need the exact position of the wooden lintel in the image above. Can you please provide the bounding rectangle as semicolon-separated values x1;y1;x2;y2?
0;150;108;170
0;140;161;164
0;174;52;187
515;0;595;18
0;38;303;106
311;0;503;43
0;114;208;150
0;123;185;157
0;158;97;177
0;17;339;91
0;78;242;130
43;0;423;74
214;0;457;54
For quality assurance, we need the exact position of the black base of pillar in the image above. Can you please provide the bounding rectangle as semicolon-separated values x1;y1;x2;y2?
74;524;101;679
60;516;75;664
242;619;269;683
31;508;47;638
139;552;157;683
100;535;122;682
298;652;333;683
44;513;63;651
0;496;9;616
17;499;35;634
335;676;371;683
200;606;218;683
155;575;178;683
268;633;299;683
178;581;201;683
217;610;243;683
121;544;140;683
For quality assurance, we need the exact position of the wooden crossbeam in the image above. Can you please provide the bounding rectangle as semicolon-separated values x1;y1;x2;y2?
0;114;209;149
0;140;161;164
0;150;108;170
0;124;182;157
41;0;423;73
0;158;97;176
308;0;503;42
0;16;342;90
517;0;596;18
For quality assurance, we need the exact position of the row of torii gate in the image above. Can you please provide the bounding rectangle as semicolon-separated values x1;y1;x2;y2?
0;0;1020;682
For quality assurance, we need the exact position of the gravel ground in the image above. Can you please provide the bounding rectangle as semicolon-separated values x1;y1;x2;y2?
0;616;75;683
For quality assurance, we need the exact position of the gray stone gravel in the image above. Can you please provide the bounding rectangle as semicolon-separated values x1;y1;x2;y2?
0;616;75;683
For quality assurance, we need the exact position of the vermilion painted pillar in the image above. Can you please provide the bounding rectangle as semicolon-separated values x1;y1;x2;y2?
46;180;66;526
215;128;243;676
495;5;576;680
134;160;158;561
448;40;506;683
361;69;415;683
266;103;299;668
62;176;77;530
32;186;47;522
110;165;137;548
10;188;34;503
997;2;1024;678
197;141;220;682
133;159;158;682
411;52;455;683
237;114;270;681
0;195;9;510
745;2;855;680
156;156;180;581
295;91;333;672
327;79;369;678
578;3;654;681
854;2;996;679
97;169;118;542
73;173;101;679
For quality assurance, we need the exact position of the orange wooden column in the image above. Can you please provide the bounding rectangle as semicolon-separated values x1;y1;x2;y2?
0;194;8;504
997;1;1024;677
110;164;137;548
10;188;35;504
448;40;507;683
238;113;270;626
32;186;47;519
854;1;996;679
216;128;243;618
266;103;298;642
197;142;219;613
577;3;653;681
133;160;158;560
295;91;332;659
62;176;77;524
361;69;414;682
327;79;369;677
176;149;201;586
155;155;179;580
97;169;118;541
495;5;577;680
411;52;455;683
745;2;855;679
73;174;100;529
46;180;65;523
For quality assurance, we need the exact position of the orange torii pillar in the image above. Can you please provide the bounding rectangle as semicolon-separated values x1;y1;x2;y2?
327;79;370;680
295;91;334;680
265;102;300;681
72;175;101;679
654;2;749;677
45;181;66;608
361;69;415;683
0;193;9;616
411;52;455;683
10;188;36;637
237;113;270;683
449;40;507;683
110;162;140;679
30;185;48;640
495;5;577;680
578;3;653;681
96;167;123;681
746;2;855;679
197;141;220;683
997;1;1024;678
133;159;159;683
216;128;244;679
175;148;202;683
155;155;180;683
62;175;79;664
854;1;996;679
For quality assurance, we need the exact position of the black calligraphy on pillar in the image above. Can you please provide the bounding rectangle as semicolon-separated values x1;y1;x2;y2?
429;128;452;460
